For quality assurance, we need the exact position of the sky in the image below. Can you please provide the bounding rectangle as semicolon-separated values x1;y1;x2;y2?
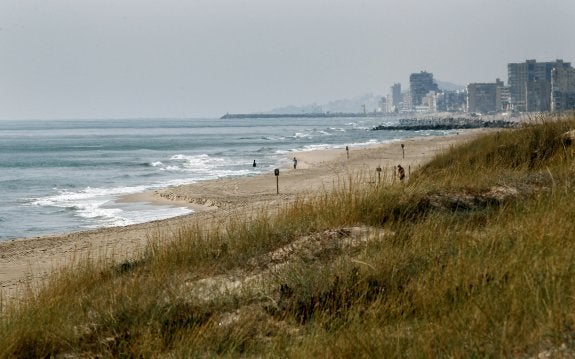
1;0;574;120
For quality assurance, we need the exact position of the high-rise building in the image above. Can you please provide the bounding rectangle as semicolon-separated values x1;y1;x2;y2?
526;79;551;112
432;92;446;112
378;96;388;113
442;90;467;112
400;92;412;113
409;71;438;109
388;83;402;112
496;86;511;112
508;59;572;112
551;67;575;111
467;79;504;114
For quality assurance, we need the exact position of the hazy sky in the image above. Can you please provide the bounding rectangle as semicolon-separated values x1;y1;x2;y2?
1;0;574;119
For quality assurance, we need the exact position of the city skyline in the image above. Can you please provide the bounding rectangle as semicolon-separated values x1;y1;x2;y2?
1;0;575;119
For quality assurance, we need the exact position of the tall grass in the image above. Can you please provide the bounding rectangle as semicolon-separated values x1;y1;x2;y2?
1;114;575;357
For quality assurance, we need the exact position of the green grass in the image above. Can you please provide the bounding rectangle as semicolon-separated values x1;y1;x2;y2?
2;113;575;357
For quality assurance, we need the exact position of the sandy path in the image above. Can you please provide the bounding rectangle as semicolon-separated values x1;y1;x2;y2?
0;129;493;303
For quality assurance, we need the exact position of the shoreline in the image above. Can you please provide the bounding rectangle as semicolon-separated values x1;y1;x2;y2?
0;129;495;302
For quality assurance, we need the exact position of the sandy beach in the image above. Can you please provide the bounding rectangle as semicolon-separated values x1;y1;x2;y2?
0;129;494;302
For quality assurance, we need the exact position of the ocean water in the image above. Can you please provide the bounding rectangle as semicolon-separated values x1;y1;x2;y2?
0;116;451;240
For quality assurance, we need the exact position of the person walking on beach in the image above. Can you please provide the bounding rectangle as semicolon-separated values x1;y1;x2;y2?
397;164;405;182
293;157;298;169
253;160;257;167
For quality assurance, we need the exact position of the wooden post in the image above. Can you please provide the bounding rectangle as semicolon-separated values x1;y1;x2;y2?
274;168;280;194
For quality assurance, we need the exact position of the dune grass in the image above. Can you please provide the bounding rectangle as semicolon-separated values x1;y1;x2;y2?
2;113;575;357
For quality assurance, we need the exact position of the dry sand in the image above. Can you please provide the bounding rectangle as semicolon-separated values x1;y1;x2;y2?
0;129;494;302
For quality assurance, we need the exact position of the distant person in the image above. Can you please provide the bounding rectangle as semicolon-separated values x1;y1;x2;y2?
293;157;298;169
253;160;257;167
397;164;405;182
346;145;349;159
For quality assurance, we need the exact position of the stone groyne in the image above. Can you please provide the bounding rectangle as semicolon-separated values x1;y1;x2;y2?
372;117;517;131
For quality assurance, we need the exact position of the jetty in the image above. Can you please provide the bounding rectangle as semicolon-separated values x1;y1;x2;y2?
220;112;386;119
372;116;517;131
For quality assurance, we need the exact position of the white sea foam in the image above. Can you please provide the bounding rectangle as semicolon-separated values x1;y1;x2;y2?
292;132;311;139
27;155;258;230
30;185;149;207
263;135;286;141
162;165;183;171
168;153;227;171
274;138;402;155
29;184;193;229
301;144;334;151
84;203;192;228
171;153;212;162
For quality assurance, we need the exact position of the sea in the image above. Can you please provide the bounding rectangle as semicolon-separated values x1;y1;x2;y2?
0;116;453;240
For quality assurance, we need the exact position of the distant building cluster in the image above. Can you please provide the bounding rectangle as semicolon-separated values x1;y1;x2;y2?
380;59;575;115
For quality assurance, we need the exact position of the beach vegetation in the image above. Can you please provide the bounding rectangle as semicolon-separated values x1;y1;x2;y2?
1;113;575;357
